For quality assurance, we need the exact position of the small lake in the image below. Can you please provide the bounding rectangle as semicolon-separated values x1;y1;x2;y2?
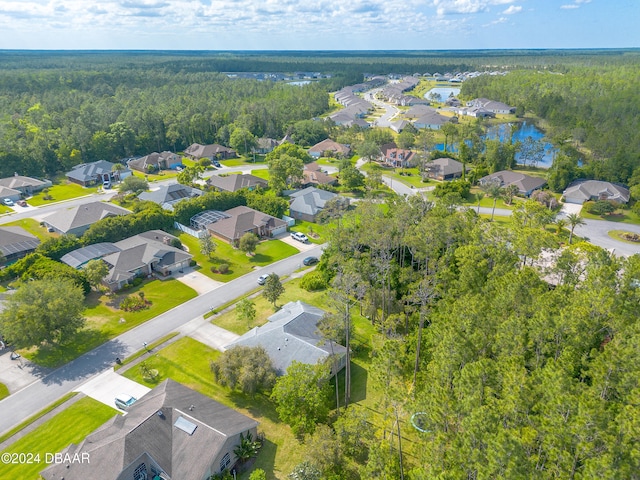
434;121;556;168
286;80;312;86
424;87;461;101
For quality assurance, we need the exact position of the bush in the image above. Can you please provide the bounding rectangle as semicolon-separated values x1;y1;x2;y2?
189;259;197;267
120;294;151;311
217;263;229;274
300;271;328;291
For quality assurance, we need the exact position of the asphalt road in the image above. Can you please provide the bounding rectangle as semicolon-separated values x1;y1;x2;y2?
0;244;324;436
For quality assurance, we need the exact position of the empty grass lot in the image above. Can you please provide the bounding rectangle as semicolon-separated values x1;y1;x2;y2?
21;278;197;368
179;234;299;282
28;182;97;206
0;396;117;480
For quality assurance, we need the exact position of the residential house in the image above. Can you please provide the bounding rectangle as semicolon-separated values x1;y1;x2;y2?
453;106;496;118
379;144;416;168
41;379;259;480
66;160;131;187
390;120;410;133
479;170;547;197
41;201;132;236
61;242;123;269
253;138;280;154
225;301;347;376
138;184;202;211
308;139;351;159
424;158;466;180
0;175;52;196
207;174;268;193
413;110;456;130
128;151;182;173
302;163;338;188
102;231;192;290
0;227;40;264
288;186;348;223
184;143;237;161
466;98;516;115
205;206;287;244
562;180;630;205
0;186;21;204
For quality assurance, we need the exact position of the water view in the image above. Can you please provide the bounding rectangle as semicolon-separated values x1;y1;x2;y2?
433;121;556;168
424;87;461;101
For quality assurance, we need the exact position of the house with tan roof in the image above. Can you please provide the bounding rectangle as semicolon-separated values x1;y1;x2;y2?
41;379;258;480
205;206;287;244
424;158;466;181
308;139;351;159
128;151;182;172
302;162;337;187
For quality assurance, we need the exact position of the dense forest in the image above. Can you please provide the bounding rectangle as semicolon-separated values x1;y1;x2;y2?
461;63;640;187
304;196;640;479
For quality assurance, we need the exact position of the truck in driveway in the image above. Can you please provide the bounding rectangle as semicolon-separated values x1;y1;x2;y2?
290;231;309;243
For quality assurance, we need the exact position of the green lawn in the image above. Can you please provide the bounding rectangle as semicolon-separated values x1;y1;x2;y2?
581;209;640;225
2;218;57;241
122;337;306;480
21;278;197;368
288;220;332;245
0;382;8;400
250;169;270;181
0;397;117;480
212;277;330;335
28;182;97;206
179;234;299;282
609;230;640;244
464;190;518;211
130;169;179;183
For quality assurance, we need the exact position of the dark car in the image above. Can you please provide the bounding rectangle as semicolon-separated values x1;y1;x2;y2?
212;160;222;168
303;256;319;266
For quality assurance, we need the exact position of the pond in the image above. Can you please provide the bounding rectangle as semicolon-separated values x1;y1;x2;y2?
433;121;556;168
424;87;461;101
286;80;311;86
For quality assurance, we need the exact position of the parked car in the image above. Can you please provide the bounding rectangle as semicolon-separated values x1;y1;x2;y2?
17;200;27;207
3;198;14;206
115;393;137;410
212;160;222;168
257;273;270;285
103;180;112;189
303;256;319;266
291;232;309;243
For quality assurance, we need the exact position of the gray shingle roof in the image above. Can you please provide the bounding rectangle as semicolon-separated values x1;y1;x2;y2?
60;242;122;269
0;175;49;190
66;160;116;183
226;301;347;375
40;379;258;480
479;170;547;195
563;180;630;204
425;158;464;178
206;206;286;242
41;201;132;234
289;187;339;216
0;226;40;257
207;174;267;192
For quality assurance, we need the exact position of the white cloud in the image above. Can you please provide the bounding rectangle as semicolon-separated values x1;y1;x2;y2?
561;0;591;9
431;0;515;16
503;5;521;14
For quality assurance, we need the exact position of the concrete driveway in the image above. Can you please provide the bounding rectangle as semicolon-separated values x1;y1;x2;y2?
171;267;222;295
75;369;151;411
278;234;319;252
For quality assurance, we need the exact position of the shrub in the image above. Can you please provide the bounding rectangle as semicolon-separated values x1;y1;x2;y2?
217;263;229;274
132;277;143;287
120;294;151;312
300;271;328;291
189;259;197;267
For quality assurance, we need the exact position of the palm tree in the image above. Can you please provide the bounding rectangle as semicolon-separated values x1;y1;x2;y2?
555;218;567;235
482;181;503;221
475;191;485;213
234;432;261;464
566;213;586;245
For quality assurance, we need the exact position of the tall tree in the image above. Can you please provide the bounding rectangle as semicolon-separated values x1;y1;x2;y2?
566;212;586;245
0;278;85;347
84;259;109;291
199;234;217;259
262;273;284;308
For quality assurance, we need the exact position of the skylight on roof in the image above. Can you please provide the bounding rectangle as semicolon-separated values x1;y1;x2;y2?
174;416;197;435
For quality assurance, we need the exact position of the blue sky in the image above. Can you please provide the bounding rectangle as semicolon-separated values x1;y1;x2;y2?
0;0;636;50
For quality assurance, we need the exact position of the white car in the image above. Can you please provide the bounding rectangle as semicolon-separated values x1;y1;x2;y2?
115;393;137;410
3;198;14;206
290;232;309;243
257;274;270;285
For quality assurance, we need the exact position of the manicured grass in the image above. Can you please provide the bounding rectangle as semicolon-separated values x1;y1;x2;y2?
21;278;197;368
2;218;57;241
221;156;267;167
0;392;79;445
250;169;270;181
114;332;180;371
463;190;518;210
212;277;330;335
0;382;9;400
609;230;640;244
123;337;306;480
581;209;640;225
179;234;299;282
0;396;117;480
131;169;179;183
28;182;97;206
289;220;332;245
0;204;12;214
